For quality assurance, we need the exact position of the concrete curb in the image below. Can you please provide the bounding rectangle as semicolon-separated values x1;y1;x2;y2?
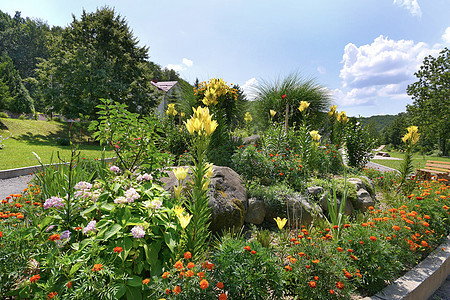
0;158;116;180
363;235;450;300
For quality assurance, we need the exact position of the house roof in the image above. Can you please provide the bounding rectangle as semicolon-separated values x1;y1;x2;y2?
151;81;178;92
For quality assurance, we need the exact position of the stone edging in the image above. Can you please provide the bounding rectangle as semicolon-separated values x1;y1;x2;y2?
363;235;450;300
0;158;116;180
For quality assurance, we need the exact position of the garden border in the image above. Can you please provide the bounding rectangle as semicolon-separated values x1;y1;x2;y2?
0;158;116;180
363;235;450;300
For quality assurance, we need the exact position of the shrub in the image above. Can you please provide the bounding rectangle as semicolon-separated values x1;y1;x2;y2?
345;119;376;170
0;111;8;118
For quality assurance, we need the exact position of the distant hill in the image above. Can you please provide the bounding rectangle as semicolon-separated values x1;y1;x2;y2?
360;115;397;133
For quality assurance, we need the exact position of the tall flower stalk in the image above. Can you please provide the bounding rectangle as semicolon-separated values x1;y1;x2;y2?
397;126;420;195
183;106;218;257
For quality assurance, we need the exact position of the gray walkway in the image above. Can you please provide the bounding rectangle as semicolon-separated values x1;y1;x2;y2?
0;174;33;200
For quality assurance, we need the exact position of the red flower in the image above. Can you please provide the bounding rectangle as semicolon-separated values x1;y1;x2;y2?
336;281;344;289
47;292;57;299
113;246;123;253
142;278;150;285
187;262;195;269
329;289;335;294
184;251;192;259
309;281;317;288
285;265;292;271
244;245;251;251
74;227;82;231
30;274;40;283
92;264;103;272
0;231;2;238
173;286;181;294
370;236;377;241
217;282;224;289
66;281;72;288
48;234;60;241
200;279;209;289
219;293;228;300
251;250;256;254
162;271;170;279
281;94;286;99
165;288;171;295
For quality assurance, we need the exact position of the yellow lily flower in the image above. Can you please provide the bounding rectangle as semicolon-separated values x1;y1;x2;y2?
270;110;277;117
244;112;253;123
298;101;310;113
174;186;183;199
173;205;185;217
178;213;193;229
328;105;337;117
173;167;188;181
309;130;321;142
274;217;287;230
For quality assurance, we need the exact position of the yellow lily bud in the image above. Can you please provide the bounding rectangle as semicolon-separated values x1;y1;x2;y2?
202;180;210;191
270;110;277;117
328;105;337;117
173;205;185;217
174;185;183;199
205;163;214;178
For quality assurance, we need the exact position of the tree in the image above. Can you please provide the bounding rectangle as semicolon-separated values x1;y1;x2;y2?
381;112;409;149
37;7;158;118
253;72;331;131
406;48;450;156
0;53;34;113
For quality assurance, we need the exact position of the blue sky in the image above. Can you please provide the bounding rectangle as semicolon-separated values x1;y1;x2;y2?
2;0;449;117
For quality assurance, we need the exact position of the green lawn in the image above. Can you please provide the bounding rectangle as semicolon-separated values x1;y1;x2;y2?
0;118;113;170
371;150;450;171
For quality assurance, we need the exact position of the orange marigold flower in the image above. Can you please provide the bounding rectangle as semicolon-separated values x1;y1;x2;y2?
359;241;364;245
187;262;195;269
0;231;2;238
424;215;430;220
336;281;344;289
343;224;350;228
113;246;123;253
47;292;57;299
333;225;339;230
347;249;354;253
174;260;183;270
30;274;40;283
251;250;256;254
361;223;368;227
422;221;430;227
329;289;335;294
200;279;209;289
165;288;171;295
217;282;224;289
162;271;170;279
305;265;311;269
142;278;150;285
421;241;428;247
185;270;194;277
74;227;82;231
66;281;72;288
197;271;205;279
337;247;343;252
289;257;297;263
298;252;306;257
244;245;251;251
285;265;292;271
392;225;401;231
370;236;377;241
312;259;319;264
314;276;319;280
48;234;60;241
219;293;228;300
92;264;103;272
173;286;181;295
184;251;192;259
309;281;317;288
344;271;352;279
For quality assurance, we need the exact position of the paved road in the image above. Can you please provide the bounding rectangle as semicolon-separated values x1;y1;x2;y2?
0;175;33;200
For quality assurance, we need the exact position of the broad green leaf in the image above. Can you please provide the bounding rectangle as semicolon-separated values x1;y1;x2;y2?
104;223;122;241
126;276;143;287
69;261;84;276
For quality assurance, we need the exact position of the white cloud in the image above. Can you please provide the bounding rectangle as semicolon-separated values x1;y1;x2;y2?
393;0;422;18
165;58;194;72
442;27;450;44
335;35;441;108
182;58;193;67
242;77;258;101
317;66;326;74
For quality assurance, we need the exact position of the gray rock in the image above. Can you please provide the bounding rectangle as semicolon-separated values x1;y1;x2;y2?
307;186;323;196
160;165;248;233
242;134;260;146
355;189;375;211
245;198;266;225
348;178;365;191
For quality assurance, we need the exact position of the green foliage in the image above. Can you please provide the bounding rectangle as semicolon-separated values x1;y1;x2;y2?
381;112;409;149
212;236;283;299
0;53;34;113
36;7;158;118
253;72;331;131
345;118;376;170
89;98;170;176
407;47;450;156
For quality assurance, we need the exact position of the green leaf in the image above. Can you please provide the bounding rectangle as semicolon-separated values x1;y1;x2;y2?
100;202;114;212
164;230;177;253
80;204;97;217
126;286;142;300
125;217;145;227
39;216;53;231
115;284;127;299
69;261;83;276
103;223;122;241
127;276;143;287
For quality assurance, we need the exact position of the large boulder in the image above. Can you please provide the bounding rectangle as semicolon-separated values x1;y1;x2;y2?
347;178;375;211
319;191;354;216
245;198;266;225
160;165;248;233
264;193;323;226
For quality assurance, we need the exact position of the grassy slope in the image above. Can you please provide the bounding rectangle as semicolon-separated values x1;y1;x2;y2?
371;150;450;170
0;118;113;170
